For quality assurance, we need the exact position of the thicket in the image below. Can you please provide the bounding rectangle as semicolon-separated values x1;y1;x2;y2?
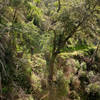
0;0;100;100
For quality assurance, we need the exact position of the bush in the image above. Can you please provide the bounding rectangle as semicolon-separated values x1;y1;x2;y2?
86;83;100;100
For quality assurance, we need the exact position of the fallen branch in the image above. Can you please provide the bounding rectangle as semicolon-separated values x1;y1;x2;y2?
40;92;49;100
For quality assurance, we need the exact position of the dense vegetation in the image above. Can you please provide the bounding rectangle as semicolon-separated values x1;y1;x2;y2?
0;0;100;100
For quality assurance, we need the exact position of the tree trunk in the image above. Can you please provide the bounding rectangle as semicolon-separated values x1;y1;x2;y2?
48;54;56;100
48;55;56;84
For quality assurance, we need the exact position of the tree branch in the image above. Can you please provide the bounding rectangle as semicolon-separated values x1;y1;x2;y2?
57;0;61;12
63;5;97;45
52;30;57;55
56;9;96;54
